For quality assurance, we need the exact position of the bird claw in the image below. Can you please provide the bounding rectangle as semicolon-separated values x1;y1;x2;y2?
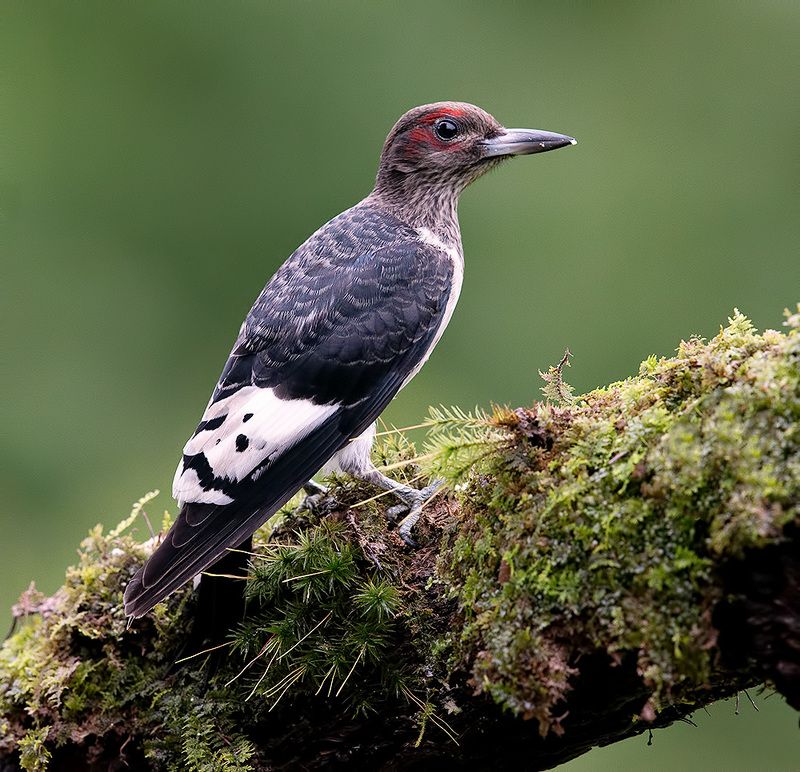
399;531;419;549
385;503;409;521
298;481;333;514
303;480;328;496
420;478;444;498
298;493;326;514
393;478;443;548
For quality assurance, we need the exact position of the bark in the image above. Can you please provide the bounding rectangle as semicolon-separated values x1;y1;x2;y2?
1;309;798;771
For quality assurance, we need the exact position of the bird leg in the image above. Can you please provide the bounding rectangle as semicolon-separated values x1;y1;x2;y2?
328;424;442;546
360;470;442;547
299;479;330;514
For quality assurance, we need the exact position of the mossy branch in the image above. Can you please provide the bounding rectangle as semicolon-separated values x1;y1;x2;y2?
1;308;798;771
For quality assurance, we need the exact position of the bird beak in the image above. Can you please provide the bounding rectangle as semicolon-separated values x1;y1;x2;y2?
480;128;577;158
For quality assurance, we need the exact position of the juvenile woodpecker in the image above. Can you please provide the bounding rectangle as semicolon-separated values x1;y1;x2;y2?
123;102;575;618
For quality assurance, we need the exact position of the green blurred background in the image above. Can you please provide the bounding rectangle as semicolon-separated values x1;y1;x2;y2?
2;1;798;767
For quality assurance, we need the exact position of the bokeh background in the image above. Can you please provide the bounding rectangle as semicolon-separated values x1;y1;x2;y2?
2;1;798;767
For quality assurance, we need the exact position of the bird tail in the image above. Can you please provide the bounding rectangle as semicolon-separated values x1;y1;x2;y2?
123;500;273;618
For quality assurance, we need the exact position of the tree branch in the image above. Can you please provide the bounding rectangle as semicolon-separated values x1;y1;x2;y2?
1;308;798;771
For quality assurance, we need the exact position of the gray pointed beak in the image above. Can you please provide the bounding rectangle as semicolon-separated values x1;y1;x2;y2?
480;128;577;158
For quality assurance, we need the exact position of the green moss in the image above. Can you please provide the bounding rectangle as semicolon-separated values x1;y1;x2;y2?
441;308;799;732
17;727;51;772
231;517;408;713
178;704;256;772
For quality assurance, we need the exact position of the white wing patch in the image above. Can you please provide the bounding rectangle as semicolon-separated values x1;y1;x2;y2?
173;386;339;506
173;468;235;506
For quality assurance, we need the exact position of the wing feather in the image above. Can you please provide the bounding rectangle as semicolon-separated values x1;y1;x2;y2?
124;205;456;617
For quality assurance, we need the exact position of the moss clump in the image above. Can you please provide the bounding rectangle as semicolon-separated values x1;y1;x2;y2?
0;484;427;770
231;517;406;713
0;493;200;769
16;728;50;772
442;309;799;732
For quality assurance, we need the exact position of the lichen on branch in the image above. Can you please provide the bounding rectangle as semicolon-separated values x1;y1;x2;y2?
0;307;798;771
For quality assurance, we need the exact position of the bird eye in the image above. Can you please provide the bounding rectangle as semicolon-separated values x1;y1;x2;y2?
434;118;461;141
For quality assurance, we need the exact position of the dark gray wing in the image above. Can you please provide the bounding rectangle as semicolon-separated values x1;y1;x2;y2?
124;205;454;616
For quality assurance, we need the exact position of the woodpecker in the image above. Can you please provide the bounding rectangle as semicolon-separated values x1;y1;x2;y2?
123;102;575;618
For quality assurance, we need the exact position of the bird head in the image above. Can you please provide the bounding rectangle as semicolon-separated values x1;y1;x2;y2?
374;101;576;200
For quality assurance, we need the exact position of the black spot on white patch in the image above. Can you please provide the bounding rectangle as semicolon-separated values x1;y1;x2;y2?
243;413;253;422
236;434;249;452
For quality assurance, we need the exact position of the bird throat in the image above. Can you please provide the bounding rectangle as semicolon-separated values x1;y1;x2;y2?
369;172;462;247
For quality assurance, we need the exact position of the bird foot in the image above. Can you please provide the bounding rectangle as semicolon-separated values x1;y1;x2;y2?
388;479;443;547
385;503;408;521
298;481;333;514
